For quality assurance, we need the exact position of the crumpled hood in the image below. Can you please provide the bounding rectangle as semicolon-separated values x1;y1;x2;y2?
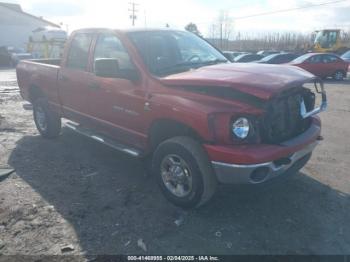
160;63;316;100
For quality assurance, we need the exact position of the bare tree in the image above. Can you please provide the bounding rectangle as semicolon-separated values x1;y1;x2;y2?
208;30;312;53
185;23;202;37
209;10;234;50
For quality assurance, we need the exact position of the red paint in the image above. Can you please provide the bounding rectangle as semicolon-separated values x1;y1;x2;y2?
16;28;323;165
289;53;349;78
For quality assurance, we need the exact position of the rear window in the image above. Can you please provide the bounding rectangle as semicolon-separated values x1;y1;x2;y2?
341;51;350;59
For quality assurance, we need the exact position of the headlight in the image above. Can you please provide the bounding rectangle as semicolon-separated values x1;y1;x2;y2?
232;117;250;139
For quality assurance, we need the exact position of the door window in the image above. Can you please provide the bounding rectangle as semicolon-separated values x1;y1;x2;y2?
93;34;134;72
322;55;339;63
66;33;93;70
307;55;321;64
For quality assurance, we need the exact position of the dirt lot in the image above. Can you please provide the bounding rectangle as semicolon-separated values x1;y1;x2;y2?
0;68;349;256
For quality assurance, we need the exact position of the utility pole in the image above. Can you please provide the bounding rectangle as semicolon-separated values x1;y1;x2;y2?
129;1;138;26
220;22;223;49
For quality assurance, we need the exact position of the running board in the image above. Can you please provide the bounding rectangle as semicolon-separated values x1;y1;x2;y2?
64;121;141;157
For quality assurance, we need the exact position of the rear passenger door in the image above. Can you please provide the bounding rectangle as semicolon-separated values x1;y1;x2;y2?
58;33;95;124
321;54;342;77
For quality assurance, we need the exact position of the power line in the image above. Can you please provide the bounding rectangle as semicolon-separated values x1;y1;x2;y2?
194;0;348;25
128;1;138;26
233;0;349;20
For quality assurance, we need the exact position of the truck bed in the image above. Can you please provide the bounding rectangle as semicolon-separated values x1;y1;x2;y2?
16;59;61;106
28;59;61;66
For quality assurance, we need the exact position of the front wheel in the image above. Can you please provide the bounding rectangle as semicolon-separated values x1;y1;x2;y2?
152;136;217;208
33;98;61;138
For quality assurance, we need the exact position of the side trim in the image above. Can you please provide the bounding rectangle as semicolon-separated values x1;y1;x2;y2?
64;121;141;157
61;105;147;139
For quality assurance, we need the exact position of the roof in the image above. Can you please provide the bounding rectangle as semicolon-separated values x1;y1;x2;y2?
0;2;60;28
72;28;187;35
122;28;181;33
0;2;22;12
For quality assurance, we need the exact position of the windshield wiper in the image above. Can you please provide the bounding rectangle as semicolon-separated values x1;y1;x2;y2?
200;59;228;65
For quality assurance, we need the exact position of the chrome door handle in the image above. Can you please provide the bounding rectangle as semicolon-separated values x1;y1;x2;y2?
59;75;69;81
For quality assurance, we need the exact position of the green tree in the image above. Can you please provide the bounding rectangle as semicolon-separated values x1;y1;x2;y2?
185;23;202;37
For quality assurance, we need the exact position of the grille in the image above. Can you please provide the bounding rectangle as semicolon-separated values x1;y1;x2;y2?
261;87;315;144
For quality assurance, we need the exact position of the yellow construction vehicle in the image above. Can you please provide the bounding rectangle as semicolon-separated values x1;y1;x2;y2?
313;29;350;54
27;27;67;59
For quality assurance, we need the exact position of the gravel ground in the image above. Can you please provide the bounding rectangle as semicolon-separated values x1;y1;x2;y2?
0;68;349;256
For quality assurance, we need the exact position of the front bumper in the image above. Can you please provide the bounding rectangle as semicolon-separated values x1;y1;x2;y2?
212;141;317;184
206;116;322;185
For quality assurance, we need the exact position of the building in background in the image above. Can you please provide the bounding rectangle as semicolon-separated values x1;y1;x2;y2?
0;2;60;50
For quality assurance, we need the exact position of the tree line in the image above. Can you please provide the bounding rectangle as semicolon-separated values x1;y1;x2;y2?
185;20;350;52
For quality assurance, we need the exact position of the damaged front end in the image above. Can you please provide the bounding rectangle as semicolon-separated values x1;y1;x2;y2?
260;78;327;144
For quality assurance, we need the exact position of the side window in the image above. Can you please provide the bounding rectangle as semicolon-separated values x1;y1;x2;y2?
66;33;93;70
93;34;134;71
323;55;339;63
308;55;321;64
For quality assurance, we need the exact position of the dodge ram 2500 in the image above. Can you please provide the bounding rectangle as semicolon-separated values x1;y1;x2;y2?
16;28;327;208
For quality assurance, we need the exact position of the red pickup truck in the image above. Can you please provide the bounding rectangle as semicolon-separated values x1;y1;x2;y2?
16;28;327;208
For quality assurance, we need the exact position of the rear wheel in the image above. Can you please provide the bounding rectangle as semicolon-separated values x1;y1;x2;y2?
33;98;61;138
152;136;217;208
333;70;345;81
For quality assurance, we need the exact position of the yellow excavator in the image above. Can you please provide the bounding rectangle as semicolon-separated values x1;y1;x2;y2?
312;29;350;54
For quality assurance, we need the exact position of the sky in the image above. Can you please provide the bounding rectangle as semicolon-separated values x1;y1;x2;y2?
5;0;350;36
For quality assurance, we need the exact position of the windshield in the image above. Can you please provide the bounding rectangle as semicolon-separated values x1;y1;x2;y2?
127;30;227;76
314;31;338;48
341;50;350;59
234;54;249;62
291;54;311;63
260;53;278;62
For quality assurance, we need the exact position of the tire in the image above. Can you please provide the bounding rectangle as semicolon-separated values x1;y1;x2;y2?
33;98;61;138
333;70;345;81
152;136;217;208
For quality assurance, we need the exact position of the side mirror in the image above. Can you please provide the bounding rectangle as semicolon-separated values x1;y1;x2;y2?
94;58;140;81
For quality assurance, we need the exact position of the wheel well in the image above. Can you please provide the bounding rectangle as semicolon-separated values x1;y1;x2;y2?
149;119;203;150
28;85;45;103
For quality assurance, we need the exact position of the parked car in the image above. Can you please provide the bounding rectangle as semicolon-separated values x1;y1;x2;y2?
0;46;12;66
0;46;32;67
11;52;33;66
290;53;349;81
341;50;350;63
256;50;280;57
234;53;264;63
341;50;350;72
222;51;248;62
254;53;299;64
17;28;327;208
